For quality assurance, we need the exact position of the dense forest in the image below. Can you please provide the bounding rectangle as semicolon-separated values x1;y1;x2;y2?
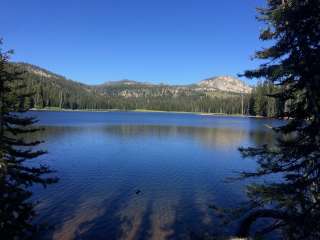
248;81;285;117
13;62;283;117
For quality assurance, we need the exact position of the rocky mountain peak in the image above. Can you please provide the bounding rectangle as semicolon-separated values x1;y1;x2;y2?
198;76;252;93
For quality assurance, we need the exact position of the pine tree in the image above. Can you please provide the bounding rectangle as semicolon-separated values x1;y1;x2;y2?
0;40;57;239
236;0;320;239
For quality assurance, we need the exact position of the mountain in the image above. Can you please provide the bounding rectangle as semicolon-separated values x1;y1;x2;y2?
17;63;252;95
99;79;155;86
198;76;252;93
11;62;253;114
96;76;252;94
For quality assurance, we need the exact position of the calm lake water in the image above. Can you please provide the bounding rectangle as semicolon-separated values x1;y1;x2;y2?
28;111;281;240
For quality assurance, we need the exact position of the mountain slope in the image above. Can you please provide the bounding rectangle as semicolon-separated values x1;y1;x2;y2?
14;62;107;109
12;62;253;114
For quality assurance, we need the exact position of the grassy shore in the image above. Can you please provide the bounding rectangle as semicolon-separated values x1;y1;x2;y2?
30;107;258;118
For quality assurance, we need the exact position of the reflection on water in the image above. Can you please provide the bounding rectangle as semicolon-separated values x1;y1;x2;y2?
29;112;279;240
33;124;274;150
104;125;249;150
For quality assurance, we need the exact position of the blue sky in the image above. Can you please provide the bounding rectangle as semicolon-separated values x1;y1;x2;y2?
1;0;266;85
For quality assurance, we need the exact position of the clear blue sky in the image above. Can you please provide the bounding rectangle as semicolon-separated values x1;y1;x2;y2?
1;0;266;85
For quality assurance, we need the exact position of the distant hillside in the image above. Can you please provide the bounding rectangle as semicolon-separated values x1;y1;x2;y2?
99;79;154;86
94;76;252;95
13;62;107;109
92;76;251;99
12;62;253;114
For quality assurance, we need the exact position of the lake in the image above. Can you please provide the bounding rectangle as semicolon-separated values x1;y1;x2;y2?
29;111;280;240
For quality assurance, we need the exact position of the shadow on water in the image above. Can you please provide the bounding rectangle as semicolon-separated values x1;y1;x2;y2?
39;184;229;240
37;184;136;240
75;189;141;240
161;195;215;240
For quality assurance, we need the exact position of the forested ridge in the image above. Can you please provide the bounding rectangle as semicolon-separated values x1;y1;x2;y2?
13;62;282;117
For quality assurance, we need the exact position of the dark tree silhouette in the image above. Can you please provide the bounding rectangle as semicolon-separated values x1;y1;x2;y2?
236;0;320;239
0;40;57;239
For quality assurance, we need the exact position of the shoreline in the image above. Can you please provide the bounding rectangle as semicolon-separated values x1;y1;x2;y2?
29;107;268;118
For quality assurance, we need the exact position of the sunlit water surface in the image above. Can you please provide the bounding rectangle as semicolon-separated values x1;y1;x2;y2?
28;111;281;240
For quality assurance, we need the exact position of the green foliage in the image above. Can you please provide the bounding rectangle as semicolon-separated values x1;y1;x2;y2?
249;81;284;117
236;0;320;239
12;63;108;110
0;42;57;239
12;62;255;115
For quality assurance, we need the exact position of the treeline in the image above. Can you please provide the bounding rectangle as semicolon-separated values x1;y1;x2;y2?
104;94;252;114
248;81;285;117
14;63;284;116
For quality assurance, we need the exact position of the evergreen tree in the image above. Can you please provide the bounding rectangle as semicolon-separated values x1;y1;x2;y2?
254;82;268;116
236;0;320;239
0;40;57;239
